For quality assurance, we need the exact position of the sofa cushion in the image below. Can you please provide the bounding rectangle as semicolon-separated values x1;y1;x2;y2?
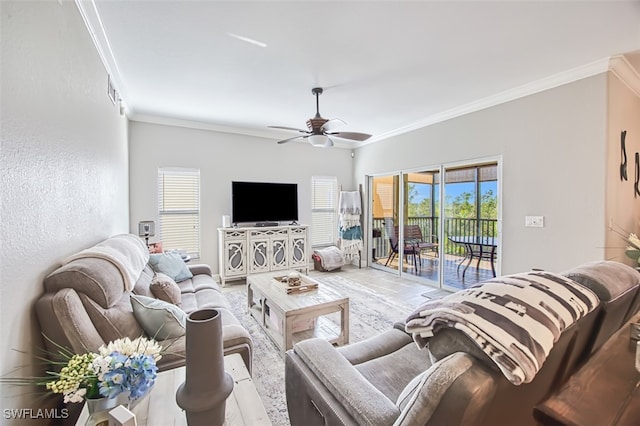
79;292;144;344
355;341;432;402
150;273;182;307
149;252;193;282
562;260;640;301
132;265;155;298
45;258;128;309
178;275;230;313
130;294;186;340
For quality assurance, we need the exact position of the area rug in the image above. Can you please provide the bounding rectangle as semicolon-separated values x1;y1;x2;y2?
224;274;422;426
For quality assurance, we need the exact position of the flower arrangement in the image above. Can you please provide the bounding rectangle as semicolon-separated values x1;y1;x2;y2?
45;336;161;403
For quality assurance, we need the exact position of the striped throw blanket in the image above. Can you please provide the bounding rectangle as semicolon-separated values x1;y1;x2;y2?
405;271;599;385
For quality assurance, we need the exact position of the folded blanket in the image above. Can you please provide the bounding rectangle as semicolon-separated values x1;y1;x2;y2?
339;225;363;260
314;246;345;271
339;213;361;231
405;271;599;385
339;191;361;215
64;234;149;292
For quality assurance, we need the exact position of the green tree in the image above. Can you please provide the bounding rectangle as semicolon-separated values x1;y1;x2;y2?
407;183;434;217
446;191;475;218
480;189;497;219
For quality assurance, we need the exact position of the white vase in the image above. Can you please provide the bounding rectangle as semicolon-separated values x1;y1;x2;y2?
84;392;130;426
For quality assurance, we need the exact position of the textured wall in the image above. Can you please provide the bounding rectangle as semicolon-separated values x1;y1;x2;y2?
0;0;129;414
128;120;354;269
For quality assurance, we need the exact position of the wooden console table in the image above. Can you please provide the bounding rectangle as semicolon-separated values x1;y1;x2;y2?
535;312;640;426
76;353;271;425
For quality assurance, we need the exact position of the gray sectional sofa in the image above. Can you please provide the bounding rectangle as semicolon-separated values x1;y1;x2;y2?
285;260;640;426
36;234;252;373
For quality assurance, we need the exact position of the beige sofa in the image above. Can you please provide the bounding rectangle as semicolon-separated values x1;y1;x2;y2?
35;234;252;373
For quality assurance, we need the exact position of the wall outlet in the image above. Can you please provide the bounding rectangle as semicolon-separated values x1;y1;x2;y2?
525;215;544;227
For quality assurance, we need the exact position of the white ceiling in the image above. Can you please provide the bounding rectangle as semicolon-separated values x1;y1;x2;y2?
85;1;640;147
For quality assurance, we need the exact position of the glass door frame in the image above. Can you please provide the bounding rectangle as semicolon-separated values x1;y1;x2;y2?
367;167;443;287
366;155;502;291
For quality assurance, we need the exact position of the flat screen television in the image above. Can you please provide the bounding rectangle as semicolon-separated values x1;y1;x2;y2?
232;181;298;225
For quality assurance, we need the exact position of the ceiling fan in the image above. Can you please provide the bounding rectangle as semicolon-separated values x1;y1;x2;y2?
269;87;372;147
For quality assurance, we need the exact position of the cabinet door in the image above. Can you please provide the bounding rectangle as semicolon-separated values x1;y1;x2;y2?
223;239;246;277
289;227;308;269
289;235;307;268
270;236;289;271
249;237;270;274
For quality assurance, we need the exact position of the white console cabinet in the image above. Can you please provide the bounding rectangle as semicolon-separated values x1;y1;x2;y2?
218;225;309;286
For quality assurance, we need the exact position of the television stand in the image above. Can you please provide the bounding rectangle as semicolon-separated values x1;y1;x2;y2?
256;221;279;227
218;224;309;286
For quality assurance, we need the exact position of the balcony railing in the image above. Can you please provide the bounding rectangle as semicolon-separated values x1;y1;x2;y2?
372;217;497;260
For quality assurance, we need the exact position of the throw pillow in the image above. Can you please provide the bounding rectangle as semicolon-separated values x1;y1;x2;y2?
150;272;182;307
130;294;186;340
148;252;193;282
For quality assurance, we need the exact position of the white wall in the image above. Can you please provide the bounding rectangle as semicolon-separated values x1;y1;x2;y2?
354;75;608;274
128;121;354;269
0;0;129;414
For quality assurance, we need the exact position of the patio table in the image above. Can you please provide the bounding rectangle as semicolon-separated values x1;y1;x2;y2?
448;236;497;278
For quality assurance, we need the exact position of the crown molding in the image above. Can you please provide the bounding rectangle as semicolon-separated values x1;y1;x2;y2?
357;57;613;148
608;55;640;98
75;0;129;112
131;114;354;148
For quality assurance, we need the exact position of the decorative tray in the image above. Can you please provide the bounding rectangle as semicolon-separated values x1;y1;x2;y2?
272;274;319;294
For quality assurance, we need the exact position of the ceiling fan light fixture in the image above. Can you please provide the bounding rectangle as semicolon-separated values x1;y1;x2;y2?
270;87;370;146
308;134;332;147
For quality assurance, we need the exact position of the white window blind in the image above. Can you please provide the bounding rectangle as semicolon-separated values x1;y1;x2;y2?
311;176;337;247
158;168;200;258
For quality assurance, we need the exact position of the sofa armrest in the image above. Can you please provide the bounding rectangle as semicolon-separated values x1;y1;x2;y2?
337;328;413;365
294;338;400;425
36;288;106;357
187;263;212;277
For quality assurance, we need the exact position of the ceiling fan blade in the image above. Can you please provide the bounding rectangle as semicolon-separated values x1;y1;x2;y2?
277;135;309;144
325;131;372;141
321;118;346;132
268;125;308;133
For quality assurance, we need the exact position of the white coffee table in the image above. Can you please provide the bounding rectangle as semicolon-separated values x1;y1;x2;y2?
247;271;350;353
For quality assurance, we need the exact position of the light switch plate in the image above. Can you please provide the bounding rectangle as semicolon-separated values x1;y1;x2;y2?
525;216;544;227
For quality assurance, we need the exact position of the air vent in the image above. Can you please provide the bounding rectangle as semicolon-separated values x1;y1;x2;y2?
107;75;117;104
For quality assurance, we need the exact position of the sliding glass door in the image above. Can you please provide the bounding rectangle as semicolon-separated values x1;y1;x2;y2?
442;163;498;290
402;169;440;285
368;160;499;290
370;174;401;273
369;169;441;286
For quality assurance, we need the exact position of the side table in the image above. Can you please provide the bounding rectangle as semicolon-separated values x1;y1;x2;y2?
76;353;271;425
534;312;640;425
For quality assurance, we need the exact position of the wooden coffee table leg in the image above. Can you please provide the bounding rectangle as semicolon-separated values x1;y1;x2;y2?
284;315;294;353
340;300;350;345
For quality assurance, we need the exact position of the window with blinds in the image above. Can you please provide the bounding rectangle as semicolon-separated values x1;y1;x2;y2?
158;168;200;258
311;176;337;247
